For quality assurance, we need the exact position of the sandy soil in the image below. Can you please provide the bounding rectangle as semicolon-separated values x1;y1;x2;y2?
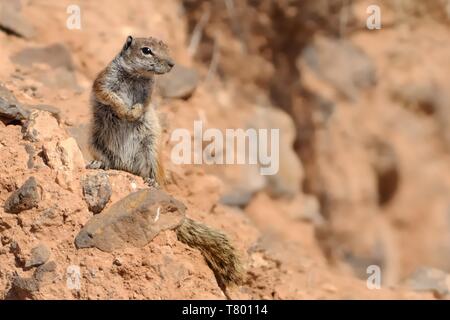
1;0;449;299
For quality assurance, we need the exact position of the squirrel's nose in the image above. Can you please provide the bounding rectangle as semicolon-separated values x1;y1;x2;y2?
168;60;175;68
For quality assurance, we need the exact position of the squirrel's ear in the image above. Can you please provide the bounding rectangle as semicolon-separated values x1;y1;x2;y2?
123;35;134;51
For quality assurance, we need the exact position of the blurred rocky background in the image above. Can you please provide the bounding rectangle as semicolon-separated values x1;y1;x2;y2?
1;0;450;299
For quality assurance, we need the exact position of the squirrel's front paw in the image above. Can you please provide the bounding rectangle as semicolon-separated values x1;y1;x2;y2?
126;103;144;121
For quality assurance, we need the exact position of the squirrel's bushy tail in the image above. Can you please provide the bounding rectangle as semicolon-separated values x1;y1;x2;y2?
176;218;243;286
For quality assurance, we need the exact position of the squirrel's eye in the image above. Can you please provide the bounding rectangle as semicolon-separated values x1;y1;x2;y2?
141;47;153;55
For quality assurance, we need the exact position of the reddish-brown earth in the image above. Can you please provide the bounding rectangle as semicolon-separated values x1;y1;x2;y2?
1;0;450;299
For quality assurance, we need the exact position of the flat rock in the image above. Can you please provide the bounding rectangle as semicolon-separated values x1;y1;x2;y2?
0;82;30;122
25;244;51;268
35;67;79;90
4;177;42;214
75;189;186;252
11;43;79;89
158;64;199;99
11;43;75;71
82;172;112;214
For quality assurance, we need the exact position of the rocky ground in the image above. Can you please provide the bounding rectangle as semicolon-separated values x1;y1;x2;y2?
1;0;450;299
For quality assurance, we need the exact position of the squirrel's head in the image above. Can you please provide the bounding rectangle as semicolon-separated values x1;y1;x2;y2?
119;35;175;77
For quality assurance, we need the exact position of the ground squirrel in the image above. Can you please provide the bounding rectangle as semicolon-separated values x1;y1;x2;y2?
87;36;243;286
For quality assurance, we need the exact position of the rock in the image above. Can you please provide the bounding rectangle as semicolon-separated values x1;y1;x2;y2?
6;276;39;299
82;172;112;214
9;240;22;260
24;104;61;123
0;82;30;122
55;169;75;191
25;244;51;268
67;123;92;162
30;208;62;232
248;106;303;198
24;144;35;169
220;191;255;208
0;0;35;39
391;82;450;149
57;137;86;170
22;110;64;142
6;260;57;299
302;90;336;126
35;66;79;90
75;189;186;252
11;43;79;89
11;43;75;72
158;64;199;99
345;221;400;286
407;267;450;299
0;216;14;231
41;141;61;168
42;137;85;171
391;82;441;115
33;261;58;283
112;257;123;266
298;36;376;101
285;194;324;225
301;195;324;225
0;83;61;125
219;163;266;207
4;177;42;214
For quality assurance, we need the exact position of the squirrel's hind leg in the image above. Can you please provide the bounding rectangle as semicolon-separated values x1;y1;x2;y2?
143;177;160;188
86;159;110;170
